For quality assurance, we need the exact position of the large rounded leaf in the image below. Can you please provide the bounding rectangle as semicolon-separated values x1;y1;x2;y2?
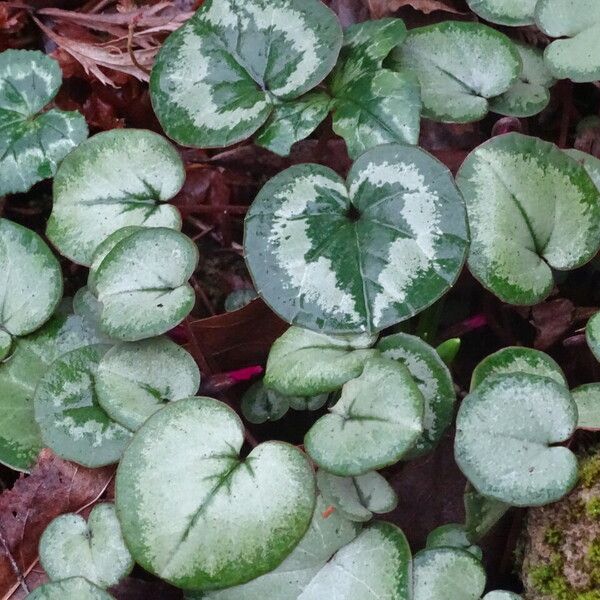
377;332;456;457
93;228;198;341
305;356;424;476
150;0;342;148
39;503;133;588
457;133;600;305
455;373;578;506
586;311;600;361
470;346;566;391
115;397;315;590
466;0;537;26
572;384;600;430
264;327;377;396
413;547;486;600
96;337;200;431
47;130;184;265
34;344;133;467
0;309;106;471
536;0;600;82
390;22;520;123
0;50;88;195
0;219;62;338
25;578;115;600
246;144;469;334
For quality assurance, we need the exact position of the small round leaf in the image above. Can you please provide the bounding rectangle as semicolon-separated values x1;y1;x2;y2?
116;397;316;590
455;373;578;506
457;133;600;305
246;144;469;334
586;311;600;361
25;577;115;600
572;384;600;430
96;337;200;431
466;0;537;26
39;503;133;588
48;130;184;265
305;356;424;476
241;380;290;424
425;524;482;560
483;592;523;600
34;344;133;467
93;228;198;341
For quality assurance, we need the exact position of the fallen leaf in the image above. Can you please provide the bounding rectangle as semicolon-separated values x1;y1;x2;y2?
531;298;575;350
367;0;463;18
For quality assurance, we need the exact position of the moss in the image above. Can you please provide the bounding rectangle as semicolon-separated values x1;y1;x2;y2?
585;498;600;520
530;554;571;600
545;527;564;547
580;455;600;488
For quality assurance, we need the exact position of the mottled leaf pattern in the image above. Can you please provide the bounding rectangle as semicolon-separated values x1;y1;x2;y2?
246;145;469;334
116;397;315;590
586;312;600;361
483;592;523;600
390;21;520;123
25;577;115;600
455;373;578;506
151;0;342;148
47;130;184;266
463;483;509;542
0;50;88;195
466;0;537;26
241;379;291;424
305;356;424;476
572;384;600;430
566;148;600;190
457;133;600;305
425;524;482;559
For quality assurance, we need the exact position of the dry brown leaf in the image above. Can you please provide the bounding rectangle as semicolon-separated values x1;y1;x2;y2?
367;0;463;18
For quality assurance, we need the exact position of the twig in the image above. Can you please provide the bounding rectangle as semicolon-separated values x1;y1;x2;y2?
183;317;213;375
0;525;28;596
127;20;150;75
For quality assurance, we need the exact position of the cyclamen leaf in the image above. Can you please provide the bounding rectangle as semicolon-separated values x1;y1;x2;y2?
246;144;469;334
466;0;537;26
72;287;112;341
305;356;424;476
566;148;600;191
483;592;523;600
241;380;291;424
25;577;115;600
96;337;200;431
34;344;133;467
464;483;509;542
378;332;456;457
0;309;107;471
47;130;184;266
457;133;600;305
93;228;198;341
316;469;398;522
413;547;486;600
425;524;482;560
572;384;600;430
265;327;378;397
0;219;62;339
390;21;520;123
150;0;342;148
455;373;578;506
470;346;566;391
586;312;600;361
224;288;257;312
39;503;133;588
489;43;555;118
0;330;10;361
116;397;315;590
0;50;88;195
288;393;329;412
536;0;600;82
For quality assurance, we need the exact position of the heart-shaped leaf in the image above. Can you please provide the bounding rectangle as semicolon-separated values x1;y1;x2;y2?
463;483;509;542
96;337;200;431
25;577;115;600
466;0;537;26
389;22;520;123
413;547;486;600
572;384;600;430
587;311;600;360
470;346;566;391
115;397;316;590
316;469;398;522
265;327;377;396
150;0;342;148
92;227;198;341
457;133;600;305
536;0;600;82
483;592;523;600
377;332;456;457
455;372;578;506
0;308;106;471
305;356;424;476
0;219;62;344
329;19;421;158
246;144;469;334
241;379;291;424
39;503;133;588
425;524;482;560
34;344;133;467
0;50;88;195
194;496;360;600
47;130;184;266
489;43;555;118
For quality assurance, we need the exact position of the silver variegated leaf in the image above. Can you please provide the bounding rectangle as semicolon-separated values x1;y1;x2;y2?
483;593;523;600
150;0;342;148
47;130;184;266
587;311;600;361
566;148;600;190
241;379;291;424
572;384;600;430
425;523;482;560
457;133;600;305
0;50;88;195
246;144;469;334
25;578;115;600
464;483;509;542
466;0;537;26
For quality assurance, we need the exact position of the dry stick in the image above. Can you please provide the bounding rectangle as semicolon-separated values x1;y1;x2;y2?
127;20;151;75
0;526;29;596
190;276;216;316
